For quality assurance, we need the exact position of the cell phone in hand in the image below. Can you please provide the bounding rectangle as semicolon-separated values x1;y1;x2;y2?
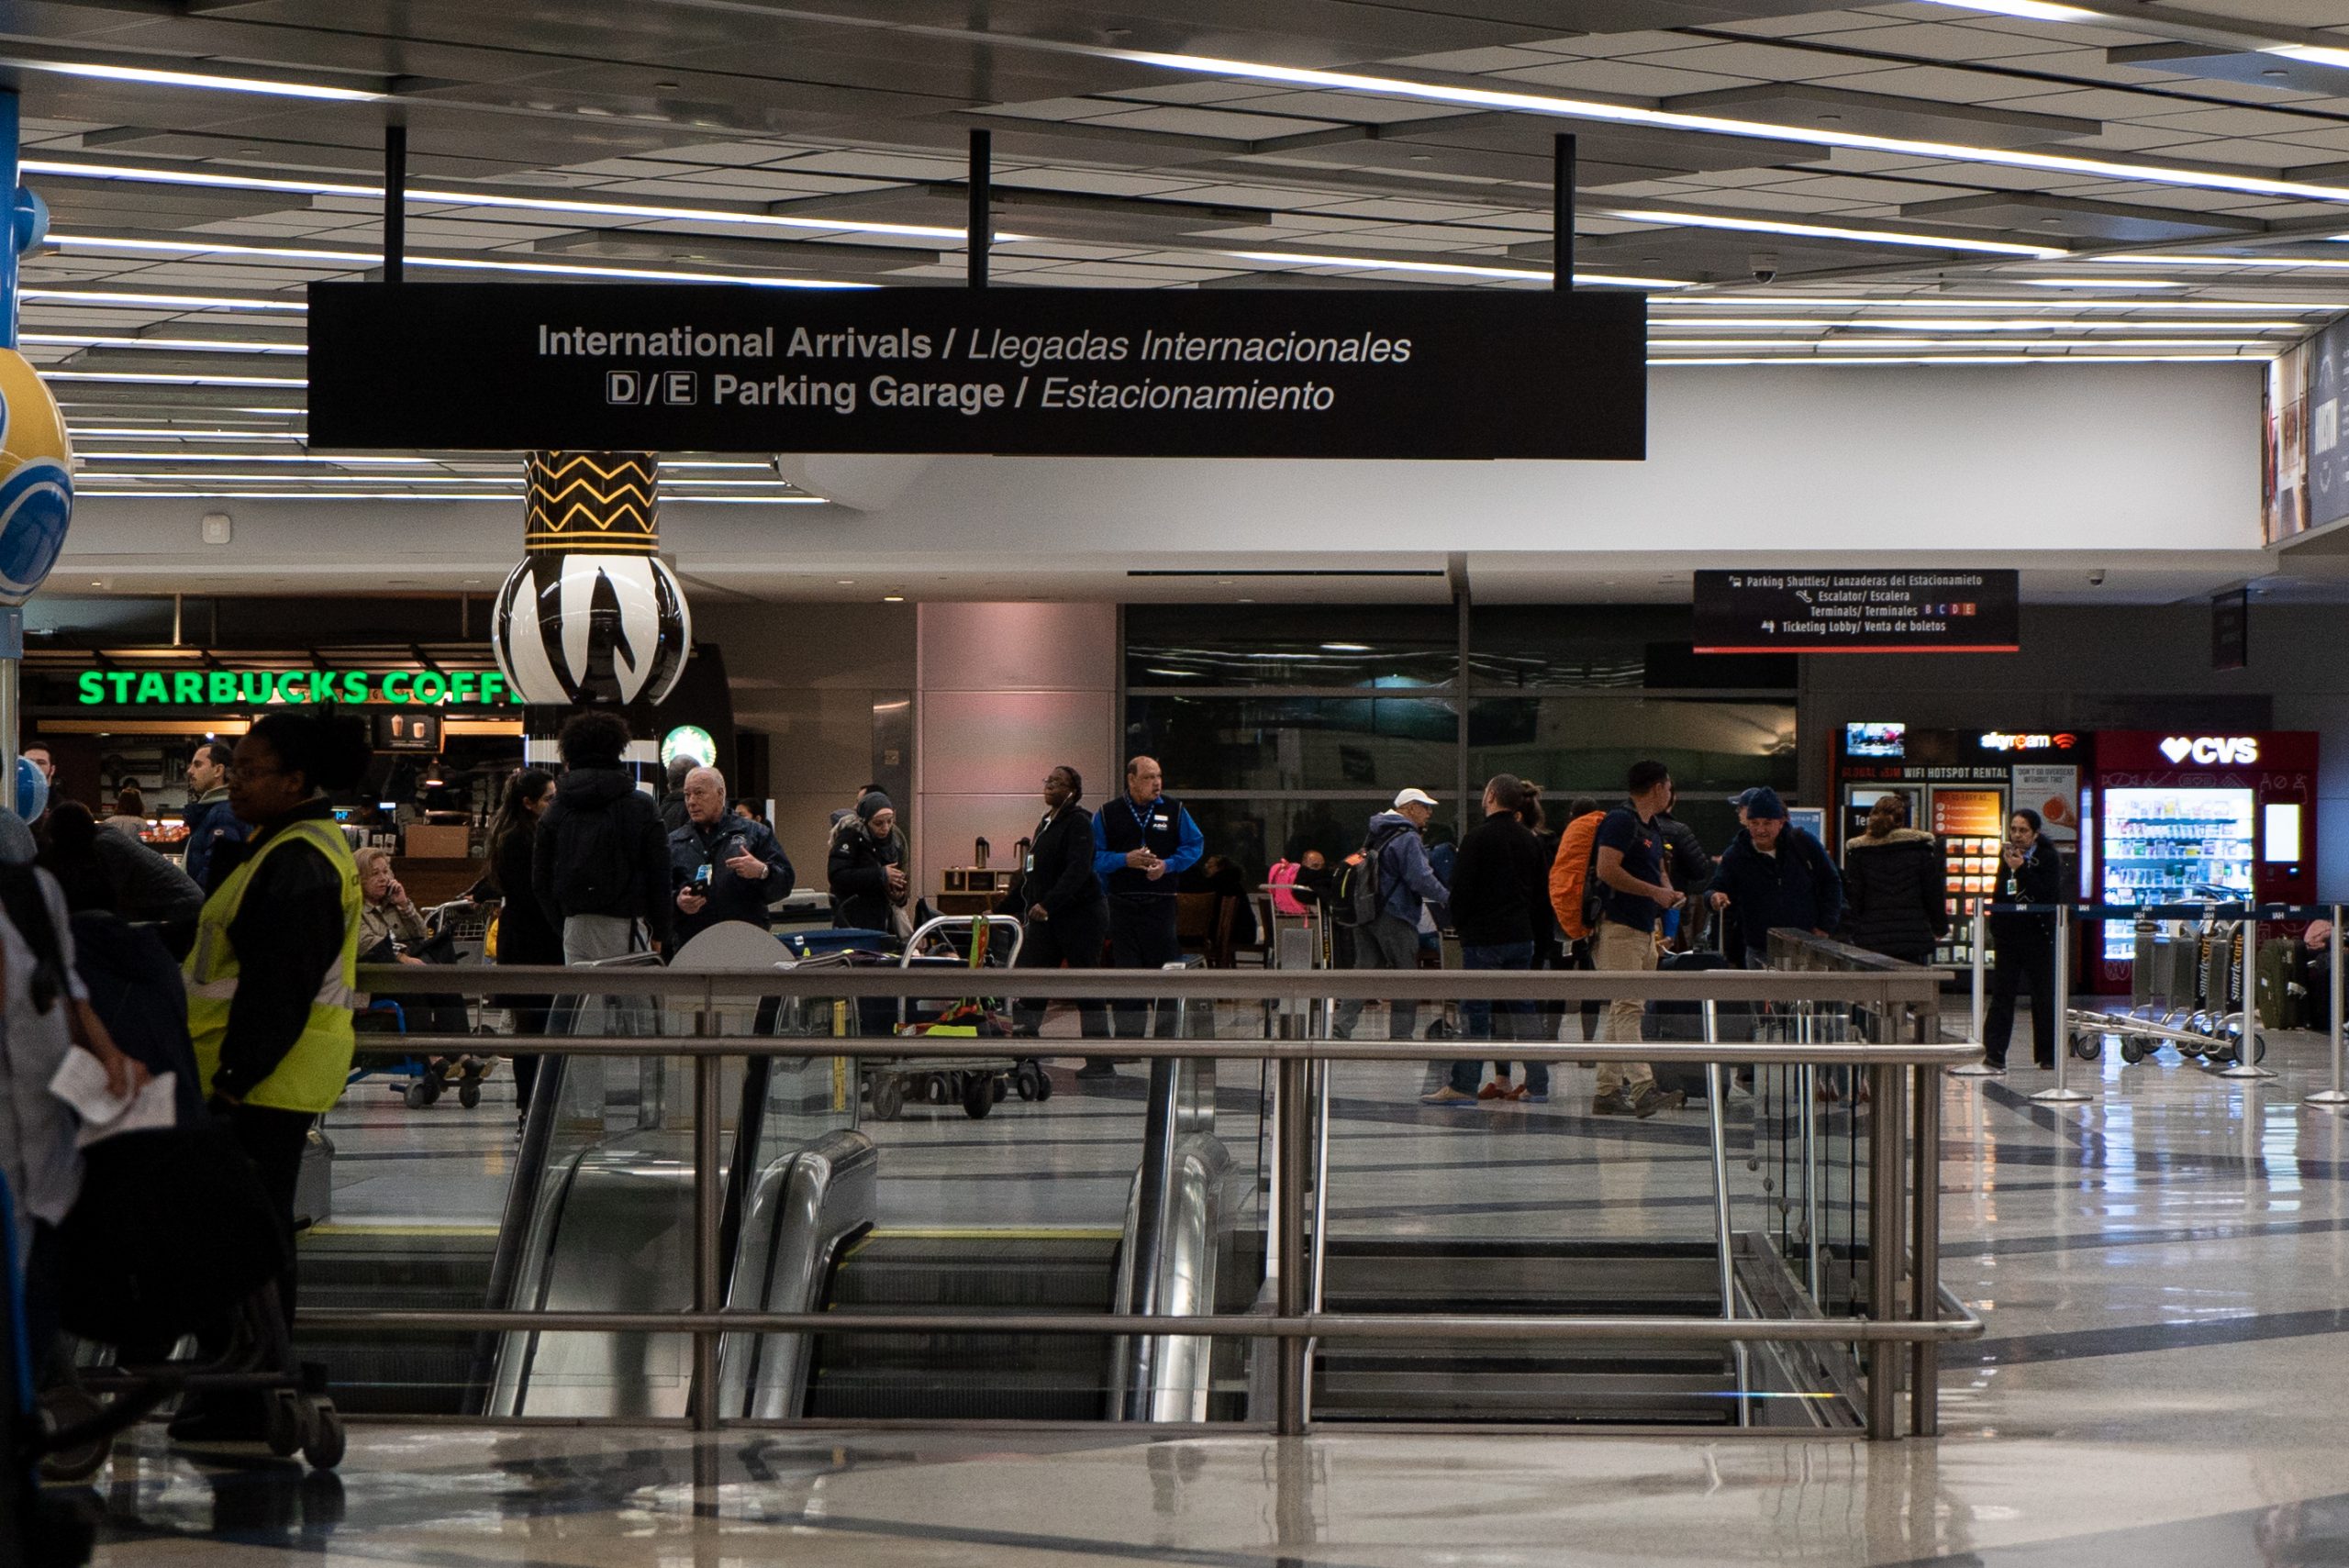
695;862;713;888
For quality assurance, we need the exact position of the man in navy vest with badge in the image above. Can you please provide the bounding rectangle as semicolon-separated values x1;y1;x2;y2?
1089;754;1205;1061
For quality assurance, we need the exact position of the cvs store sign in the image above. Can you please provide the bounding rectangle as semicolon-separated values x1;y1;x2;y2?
2160;735;2259;765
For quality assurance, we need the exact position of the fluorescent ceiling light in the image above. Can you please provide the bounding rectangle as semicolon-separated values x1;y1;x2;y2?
20;286;305;312
1111;48;2349;206
2265;45;2349;72
1656;355;2268;367
1224;249;1683;286
1607;208;2064;258
2017;278;2187;289
72;428;306;439
2086;254;2349;271
23;332;300;355
1661;337;2269;349
17;61;381;102
1911;0;2101;19
1658;295;2338;311
44;232;877;289
19;158;980;242
1649;317;2295;331
77;452;437;463
40;370;306;386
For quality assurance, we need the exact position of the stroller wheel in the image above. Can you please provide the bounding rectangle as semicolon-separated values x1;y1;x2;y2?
459;1077;482;1109
2120;1038;2148;1064
869;1075;904;1122
302;1400;347;1471
402;1080;435;1110
38;1385;110;1483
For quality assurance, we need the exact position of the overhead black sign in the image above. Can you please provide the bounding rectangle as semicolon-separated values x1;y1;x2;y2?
1694;570;2021;654
305;283;1645;460
2211;586;2248;672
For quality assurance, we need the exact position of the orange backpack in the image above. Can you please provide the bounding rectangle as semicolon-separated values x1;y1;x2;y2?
1550;810;1608;941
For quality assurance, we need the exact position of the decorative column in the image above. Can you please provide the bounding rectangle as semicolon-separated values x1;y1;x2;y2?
489;450;692;707
0;91;68;767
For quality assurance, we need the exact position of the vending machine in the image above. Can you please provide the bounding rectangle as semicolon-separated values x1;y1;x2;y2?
2089;730;2318;990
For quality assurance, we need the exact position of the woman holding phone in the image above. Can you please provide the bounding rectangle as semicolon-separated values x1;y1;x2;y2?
1981;807;2065;1073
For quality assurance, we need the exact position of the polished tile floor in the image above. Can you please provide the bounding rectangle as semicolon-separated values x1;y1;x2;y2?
72;1010;2349;1567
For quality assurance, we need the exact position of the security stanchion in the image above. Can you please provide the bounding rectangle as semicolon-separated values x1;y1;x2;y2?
2032;904;2091;1105
2310;905;2349;1108
1953;902;1996;1077
2216;903;2277;1081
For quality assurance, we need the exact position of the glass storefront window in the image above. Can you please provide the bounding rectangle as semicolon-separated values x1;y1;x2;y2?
1178;797;1463;876
1467;697;1797;796
1126;604;1456;690
1130;695;1459;795
1469;606;1796;691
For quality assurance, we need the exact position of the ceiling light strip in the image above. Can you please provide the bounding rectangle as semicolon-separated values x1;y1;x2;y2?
42;233;877;289
1112;48;2349;206
19;158;974;242
15;60;381;102
1607;208;2065;258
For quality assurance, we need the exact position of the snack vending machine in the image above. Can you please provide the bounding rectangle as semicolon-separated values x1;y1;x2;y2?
2089;731;2318;991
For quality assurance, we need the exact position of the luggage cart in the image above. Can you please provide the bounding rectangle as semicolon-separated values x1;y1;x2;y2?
859;915;1043;1122
2066;903;2266;1070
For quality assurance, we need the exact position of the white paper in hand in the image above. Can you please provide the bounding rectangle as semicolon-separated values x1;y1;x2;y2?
76;1073;175;1149
49;1046;133;1125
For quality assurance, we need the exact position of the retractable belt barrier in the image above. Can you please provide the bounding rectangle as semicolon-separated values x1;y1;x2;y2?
1960;900;2348;1101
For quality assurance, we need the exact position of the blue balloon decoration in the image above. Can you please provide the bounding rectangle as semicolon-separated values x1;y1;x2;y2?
14;754;45;821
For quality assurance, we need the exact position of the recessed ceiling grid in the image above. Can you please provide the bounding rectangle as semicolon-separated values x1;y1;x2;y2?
1;0;2348;492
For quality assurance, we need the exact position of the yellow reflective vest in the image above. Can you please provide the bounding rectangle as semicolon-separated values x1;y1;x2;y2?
185;814;364;1113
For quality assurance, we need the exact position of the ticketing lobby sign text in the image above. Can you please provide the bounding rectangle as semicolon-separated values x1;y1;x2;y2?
1694;571;2021;654
306;284;1647;460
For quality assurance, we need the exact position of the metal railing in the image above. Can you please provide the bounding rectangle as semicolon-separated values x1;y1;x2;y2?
325;962;1980;1440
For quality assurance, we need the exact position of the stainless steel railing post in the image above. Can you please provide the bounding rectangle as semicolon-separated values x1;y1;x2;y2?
1909;1007;1943;1437
2311;905;2349;1108
2033;905;2090;1104
688;1005;723;1432
2218;906;2278;1080
1701;999;1747;1428
1275;1054;1310;1436
1865;1049;1906;1441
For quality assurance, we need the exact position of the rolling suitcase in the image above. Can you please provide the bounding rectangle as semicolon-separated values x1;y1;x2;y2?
2256;937;2307;1031
1644;947;1752;1101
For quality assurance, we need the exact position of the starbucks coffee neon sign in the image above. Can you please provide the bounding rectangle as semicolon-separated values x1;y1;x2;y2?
75;668;521;706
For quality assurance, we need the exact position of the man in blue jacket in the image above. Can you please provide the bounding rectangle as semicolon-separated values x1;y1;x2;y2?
669;765;794;950
1333;788;1451;1042
181;740;248;894
1707;787;1842;957
1091;755;1204;1051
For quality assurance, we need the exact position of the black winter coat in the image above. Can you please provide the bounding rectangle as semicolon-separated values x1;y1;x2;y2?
532;765;674;947
1989;838;2065;944
1021;804;1102;921
828;818;903;932
1842;829;1948;962
490;818;563;967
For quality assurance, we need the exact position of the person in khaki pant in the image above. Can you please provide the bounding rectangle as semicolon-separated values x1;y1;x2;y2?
1587;760;1688;1118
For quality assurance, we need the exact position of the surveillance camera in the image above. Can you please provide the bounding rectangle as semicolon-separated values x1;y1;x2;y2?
2087;570;2107;586
1749;250;1779;284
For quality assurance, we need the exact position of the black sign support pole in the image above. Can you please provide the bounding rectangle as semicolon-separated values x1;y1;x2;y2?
1553;133;1575;293
383;123;406;285
967;128;991;290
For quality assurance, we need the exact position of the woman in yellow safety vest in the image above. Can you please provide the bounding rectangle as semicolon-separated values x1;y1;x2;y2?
177;711;368;1442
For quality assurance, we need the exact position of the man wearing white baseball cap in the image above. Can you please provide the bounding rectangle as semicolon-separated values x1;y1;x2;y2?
1332;787;1451;1045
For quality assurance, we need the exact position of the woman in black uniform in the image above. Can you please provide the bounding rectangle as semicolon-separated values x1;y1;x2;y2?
1982;807;2065;1073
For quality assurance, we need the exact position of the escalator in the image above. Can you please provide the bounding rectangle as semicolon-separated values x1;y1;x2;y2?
1311;1239;1750;1426
801;1229;1127;1419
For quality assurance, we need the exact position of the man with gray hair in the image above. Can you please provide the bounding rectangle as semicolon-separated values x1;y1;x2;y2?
668;763;795;949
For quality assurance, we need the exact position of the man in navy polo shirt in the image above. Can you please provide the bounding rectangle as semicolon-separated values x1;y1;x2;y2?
1089;754;1204;1062
1589;759;1688;1118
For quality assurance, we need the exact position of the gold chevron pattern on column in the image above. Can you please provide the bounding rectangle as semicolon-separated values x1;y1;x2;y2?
523;450;660;552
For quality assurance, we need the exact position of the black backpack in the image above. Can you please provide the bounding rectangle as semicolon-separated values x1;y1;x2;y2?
1333;823;1409;929
552;799;636;913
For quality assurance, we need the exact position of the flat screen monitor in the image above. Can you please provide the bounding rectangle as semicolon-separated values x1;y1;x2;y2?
1845;721;1905;758
2265;802;2303;863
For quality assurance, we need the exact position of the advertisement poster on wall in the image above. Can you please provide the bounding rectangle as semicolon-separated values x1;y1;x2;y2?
2011;763;2079;843
2309;315;2349;535
1931;789;2007;838
2266;335;2313;544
